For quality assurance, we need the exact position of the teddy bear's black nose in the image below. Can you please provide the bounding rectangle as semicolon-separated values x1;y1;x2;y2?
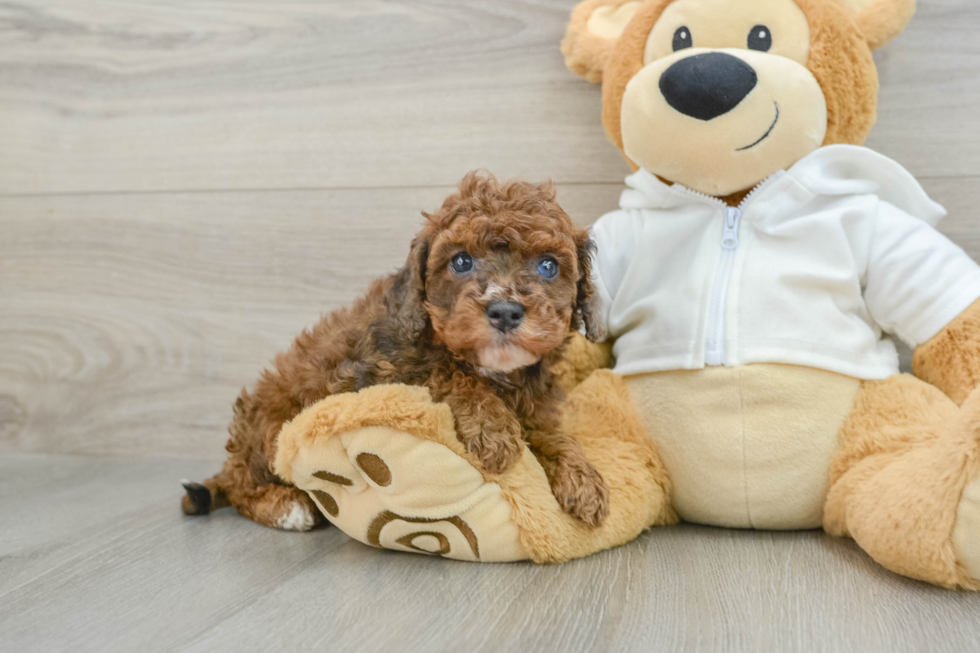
659;52;758;121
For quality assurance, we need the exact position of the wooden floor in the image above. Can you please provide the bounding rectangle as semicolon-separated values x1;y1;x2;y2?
2;0;980;650
5;453;980;653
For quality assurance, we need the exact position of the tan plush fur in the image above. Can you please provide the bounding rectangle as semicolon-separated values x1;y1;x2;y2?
551;331;613;393
561;0;641;83
793;0;878;146
825;376;980;589
845;0;916;51
913;298;980;407
600;0;674;164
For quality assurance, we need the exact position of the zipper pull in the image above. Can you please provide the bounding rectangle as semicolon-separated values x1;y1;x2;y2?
721;207;741;249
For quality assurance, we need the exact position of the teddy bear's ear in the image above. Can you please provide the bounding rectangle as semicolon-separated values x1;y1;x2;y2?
839;0;916;50
562;0;644;83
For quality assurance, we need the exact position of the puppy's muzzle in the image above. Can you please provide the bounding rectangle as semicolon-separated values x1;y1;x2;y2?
486;300;524;333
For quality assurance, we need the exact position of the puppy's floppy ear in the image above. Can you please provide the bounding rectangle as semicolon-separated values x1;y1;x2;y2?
387;223;433;340
839;0;915;50
562;0;643;83
572;229;606;343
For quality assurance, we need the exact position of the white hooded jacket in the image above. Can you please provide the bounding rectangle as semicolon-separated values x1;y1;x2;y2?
590;145;980;380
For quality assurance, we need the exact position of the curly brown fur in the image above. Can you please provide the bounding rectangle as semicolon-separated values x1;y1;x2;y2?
183;172;609;529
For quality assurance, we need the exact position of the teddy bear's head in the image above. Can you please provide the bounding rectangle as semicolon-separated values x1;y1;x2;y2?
563;0;915;197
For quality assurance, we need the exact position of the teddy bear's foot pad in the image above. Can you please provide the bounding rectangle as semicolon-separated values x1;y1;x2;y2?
274;386;528;562
298;426;525;561
954;473;980;580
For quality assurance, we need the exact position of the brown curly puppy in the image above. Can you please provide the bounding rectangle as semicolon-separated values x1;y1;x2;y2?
182;172;609;531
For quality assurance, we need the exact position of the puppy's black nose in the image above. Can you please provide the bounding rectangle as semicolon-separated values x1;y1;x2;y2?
486;301;524;333
659;52;758;121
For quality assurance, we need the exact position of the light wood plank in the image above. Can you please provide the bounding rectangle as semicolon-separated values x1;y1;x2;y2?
0;455;218;594
2;453;979;653
869;0;980;178
1;0;978;196
0;453;346;652
0;0;629;195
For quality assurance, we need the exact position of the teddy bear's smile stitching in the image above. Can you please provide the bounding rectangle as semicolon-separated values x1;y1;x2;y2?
736;102;779;151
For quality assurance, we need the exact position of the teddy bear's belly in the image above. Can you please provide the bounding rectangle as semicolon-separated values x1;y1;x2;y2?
625;364;861;530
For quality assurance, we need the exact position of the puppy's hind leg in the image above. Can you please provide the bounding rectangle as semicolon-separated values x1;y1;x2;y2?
211;448;326;531
228;482;325;532
182;476;321;531
183;386;328;530
181;448;326;531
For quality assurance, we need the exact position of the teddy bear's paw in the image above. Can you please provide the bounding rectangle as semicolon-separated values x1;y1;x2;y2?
953;471;980;583
550;460;610;528
283;423;529;562
951;387;980;585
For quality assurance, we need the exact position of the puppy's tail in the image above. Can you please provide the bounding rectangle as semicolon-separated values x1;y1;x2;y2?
180;475;229;516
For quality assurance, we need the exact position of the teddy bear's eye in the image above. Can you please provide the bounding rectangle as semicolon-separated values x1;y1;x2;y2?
747;24;772;52
672;26;693;51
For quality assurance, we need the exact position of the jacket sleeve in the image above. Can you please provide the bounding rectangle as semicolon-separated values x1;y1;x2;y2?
864;200;980;349
589;210;634;338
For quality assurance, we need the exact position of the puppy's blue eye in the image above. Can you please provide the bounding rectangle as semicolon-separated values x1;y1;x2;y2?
537;256;559;279
449;252;473;274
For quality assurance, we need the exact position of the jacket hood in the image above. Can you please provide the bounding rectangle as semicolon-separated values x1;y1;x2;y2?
620;145;947;226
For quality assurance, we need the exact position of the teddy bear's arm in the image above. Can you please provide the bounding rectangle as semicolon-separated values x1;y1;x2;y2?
912;298;980;406
551;332;613;393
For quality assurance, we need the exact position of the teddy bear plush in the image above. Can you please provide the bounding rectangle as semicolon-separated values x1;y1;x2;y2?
274;0;980;589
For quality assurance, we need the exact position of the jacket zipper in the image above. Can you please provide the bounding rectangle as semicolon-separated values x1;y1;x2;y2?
674;173;784;366
704;207;741;365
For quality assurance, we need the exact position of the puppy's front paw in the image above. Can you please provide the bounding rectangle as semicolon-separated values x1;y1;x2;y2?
552;461;609;528
467;416;524;476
